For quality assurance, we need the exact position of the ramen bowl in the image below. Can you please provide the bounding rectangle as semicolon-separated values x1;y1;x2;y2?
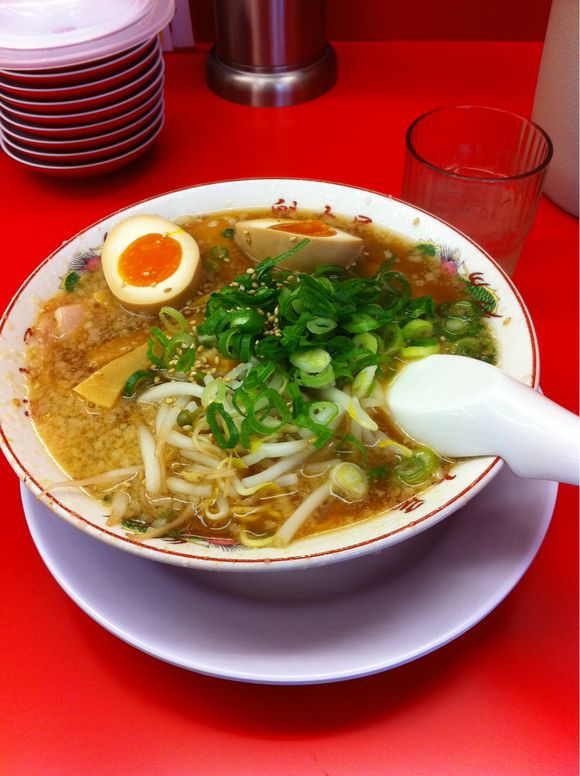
0;179;538;573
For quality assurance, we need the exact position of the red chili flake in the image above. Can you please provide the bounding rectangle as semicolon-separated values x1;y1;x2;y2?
24;410;31;417
353;214;372;224
18;367;29;374
443;472;457;481
323;204;335;218
23;328;34;343
22;398;29;404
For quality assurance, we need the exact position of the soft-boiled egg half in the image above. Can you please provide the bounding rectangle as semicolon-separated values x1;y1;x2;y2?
101;215;202;314
234;218;363;270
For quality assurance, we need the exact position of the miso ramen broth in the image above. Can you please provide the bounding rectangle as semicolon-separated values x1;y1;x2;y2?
25;209;497;548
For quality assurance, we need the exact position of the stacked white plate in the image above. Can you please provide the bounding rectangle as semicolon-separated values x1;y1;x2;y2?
0;0;174;176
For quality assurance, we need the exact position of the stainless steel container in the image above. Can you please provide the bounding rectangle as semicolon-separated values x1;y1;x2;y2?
206;0;337;107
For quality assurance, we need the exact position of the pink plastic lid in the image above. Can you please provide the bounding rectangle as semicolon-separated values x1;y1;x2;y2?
0;0;174;70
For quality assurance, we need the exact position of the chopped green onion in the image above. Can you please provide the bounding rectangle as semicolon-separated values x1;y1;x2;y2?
402;319;434;340
394;448;439;486
290;348;331;374
352;365;377;397
330;462;369;502
294;364;335;389
352;332;380;353
254;237;309;281
343;313;383;333
201;378;228;407
221;228;234;239
446;300;479;319
206;403;239;449
218;328;241;358
232;386;253;416
306;317;337;334
228;308;264;334
163;332;195;368
197;333;217;347
336;433;368;463
147;326;170;367
400;339;440;359
239;333;253;361
294;415;333;448
286;382;306;416
307;400;339;425
381;323;404;355
246;388;291;435
159;306;188;334
122;370;156;398
452;337;481;357
239;529;274;548
244;361;277;390
440;317;473;339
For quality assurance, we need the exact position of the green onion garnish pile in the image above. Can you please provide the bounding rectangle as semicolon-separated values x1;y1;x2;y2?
136;239;495;456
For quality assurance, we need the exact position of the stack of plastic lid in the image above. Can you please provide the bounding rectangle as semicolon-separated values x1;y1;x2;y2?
0;0;174;176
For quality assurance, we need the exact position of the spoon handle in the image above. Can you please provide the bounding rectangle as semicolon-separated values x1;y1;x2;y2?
492;378;579;485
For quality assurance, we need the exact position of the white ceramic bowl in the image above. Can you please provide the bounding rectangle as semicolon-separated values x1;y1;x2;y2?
0;179;538;571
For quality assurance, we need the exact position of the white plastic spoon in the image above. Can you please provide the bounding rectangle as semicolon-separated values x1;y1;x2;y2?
386;354;580;485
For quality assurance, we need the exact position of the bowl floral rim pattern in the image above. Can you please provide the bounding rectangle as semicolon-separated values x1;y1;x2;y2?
0;178;538;570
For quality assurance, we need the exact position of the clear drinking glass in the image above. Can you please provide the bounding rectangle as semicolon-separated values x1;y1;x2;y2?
401;105;553;275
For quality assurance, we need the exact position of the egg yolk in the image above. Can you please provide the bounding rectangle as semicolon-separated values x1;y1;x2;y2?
270;220;337;237
118;233;182;287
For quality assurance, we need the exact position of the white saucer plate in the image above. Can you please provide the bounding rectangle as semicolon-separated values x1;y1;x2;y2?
21;467;557;685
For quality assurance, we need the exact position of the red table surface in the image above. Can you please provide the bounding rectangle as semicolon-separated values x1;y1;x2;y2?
0;43;578;776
